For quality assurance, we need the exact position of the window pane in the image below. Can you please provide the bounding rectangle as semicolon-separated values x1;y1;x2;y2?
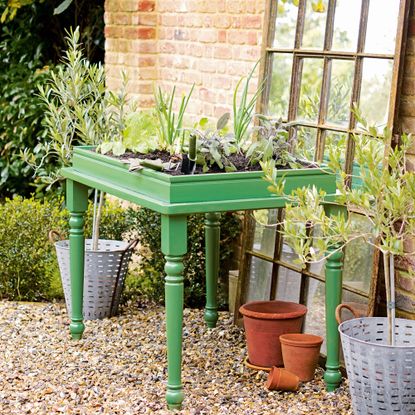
245;257;273;301
273;1;298;49
365;0;400;54
298;58;324;122
359;58;393;126
332;0;361;52
273;267;301;303
326;60;354;126
303;279;326;353
293;126;317;161
281;239;302;270
268;54;293;119
343;214;374;294
251;210;277;258
302;0;328;50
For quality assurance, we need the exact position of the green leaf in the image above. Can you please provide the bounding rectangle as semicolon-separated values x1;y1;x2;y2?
53;0;73;15
199;117;209;128
216;113;230;131
112;141;126;156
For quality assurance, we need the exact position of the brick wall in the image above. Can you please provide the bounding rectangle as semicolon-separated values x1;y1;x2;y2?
104;0;265;117
396;1;415;319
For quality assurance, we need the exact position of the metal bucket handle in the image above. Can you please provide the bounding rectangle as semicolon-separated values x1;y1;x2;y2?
49;230;64;243
335;303;362;325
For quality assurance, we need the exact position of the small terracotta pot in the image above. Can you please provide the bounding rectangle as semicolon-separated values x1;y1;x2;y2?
280;333;324;382
239;301;307;367
266;367;300;391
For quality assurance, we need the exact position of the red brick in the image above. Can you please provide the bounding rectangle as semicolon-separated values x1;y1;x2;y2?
211;75;232;90
218;30;226;43
409;18;415;37
139;13;157;26
105;25;124;39
199;29;217;43
402;77;415;95
214;105;231;118
130;40;158;53
242;15;262;29
123;27;156;39
397;270;415;292
138;0;155;12
214;45;232;59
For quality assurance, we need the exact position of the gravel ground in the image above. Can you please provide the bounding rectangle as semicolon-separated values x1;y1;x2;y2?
0;300;352;415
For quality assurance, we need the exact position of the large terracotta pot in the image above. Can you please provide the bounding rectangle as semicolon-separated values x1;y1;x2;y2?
239;300;307;367
280;333;323;381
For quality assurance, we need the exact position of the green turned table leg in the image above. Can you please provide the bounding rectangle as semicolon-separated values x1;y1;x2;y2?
66;180;89;340
161;214;187;410
204;212;221;329
324;245;343;391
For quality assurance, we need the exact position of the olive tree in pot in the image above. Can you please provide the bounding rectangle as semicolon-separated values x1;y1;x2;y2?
24;28;137;320
262;114;415;414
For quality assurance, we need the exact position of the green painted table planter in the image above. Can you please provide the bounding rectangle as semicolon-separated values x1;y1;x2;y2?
62;146;343;409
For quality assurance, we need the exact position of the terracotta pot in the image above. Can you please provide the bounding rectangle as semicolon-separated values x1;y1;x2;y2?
280;333;323;382
239;301;307;367
266;367;300;391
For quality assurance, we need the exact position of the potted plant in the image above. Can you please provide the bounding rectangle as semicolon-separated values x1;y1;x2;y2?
23;28;138;320
263;111;415;414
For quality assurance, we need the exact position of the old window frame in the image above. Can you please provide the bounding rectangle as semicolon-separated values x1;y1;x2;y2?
234;0;410;322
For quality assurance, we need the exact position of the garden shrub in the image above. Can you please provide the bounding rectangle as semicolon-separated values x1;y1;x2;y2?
0;7;50;198
0;196;132;301
124;208;242;308
0;197;66;300
0;0;104;198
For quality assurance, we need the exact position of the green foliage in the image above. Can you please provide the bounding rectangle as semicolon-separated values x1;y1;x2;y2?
247;118;292;166
154;84;194;154
23;28;127;190
0;196;132;301
0;196;67;300
122;111;159;154
0;6;51;197
0;0;104;197
233;61;265;145
125;208;241;308
192;116;237;173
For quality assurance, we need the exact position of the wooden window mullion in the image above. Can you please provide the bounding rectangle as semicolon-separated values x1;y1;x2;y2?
344;0;370;179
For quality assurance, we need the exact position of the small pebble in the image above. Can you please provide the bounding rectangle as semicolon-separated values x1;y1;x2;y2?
0;300;352;414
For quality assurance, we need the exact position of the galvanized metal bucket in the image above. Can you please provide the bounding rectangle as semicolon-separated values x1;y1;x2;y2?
337;304;415;415
51;232;138;320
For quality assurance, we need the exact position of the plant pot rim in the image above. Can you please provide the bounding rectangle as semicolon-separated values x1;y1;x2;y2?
243;356;272;372
239;300;307;320
280;333;324;347
54;239;130;254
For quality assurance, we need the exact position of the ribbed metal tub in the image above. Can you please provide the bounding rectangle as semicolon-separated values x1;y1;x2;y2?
55;239;135;320
339;316;415;415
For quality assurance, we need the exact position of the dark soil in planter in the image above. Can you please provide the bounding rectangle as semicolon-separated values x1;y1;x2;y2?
99;150;317;176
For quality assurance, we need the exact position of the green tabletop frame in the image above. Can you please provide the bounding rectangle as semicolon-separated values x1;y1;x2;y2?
62;146;342;409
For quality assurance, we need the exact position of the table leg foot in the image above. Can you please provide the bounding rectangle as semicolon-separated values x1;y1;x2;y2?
204;308;218;329
70;321;85;340
324;367;342;391
166;385;184;410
